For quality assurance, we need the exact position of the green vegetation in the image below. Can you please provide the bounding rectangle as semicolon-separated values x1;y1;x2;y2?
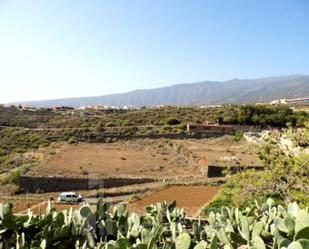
204;127;309;215
228;130;244;142
0;105;308;247
0;199;308;248
95;123;104;132
1;105;307;130
236;105;307;127
165;116;181;125
0;128;50;154
68;136;78;144
5;164;32;185
0;128;50;175
0;105;307;175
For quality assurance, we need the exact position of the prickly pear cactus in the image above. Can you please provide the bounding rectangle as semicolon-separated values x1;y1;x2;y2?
0;198;308;248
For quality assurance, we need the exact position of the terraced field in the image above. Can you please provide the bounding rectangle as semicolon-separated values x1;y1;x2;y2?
26;138;260;180
127;186;220;217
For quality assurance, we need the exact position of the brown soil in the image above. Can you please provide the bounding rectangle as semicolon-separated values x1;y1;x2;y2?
28;202;83;215
28;142;195;178
27;138;261;180
0;198;43;213
1;185;219;217
127;186;220;217
179;137;260;168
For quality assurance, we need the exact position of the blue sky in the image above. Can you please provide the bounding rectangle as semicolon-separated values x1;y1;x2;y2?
0;0;308;103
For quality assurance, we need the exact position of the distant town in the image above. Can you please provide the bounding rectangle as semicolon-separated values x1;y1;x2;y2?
2;96;309;114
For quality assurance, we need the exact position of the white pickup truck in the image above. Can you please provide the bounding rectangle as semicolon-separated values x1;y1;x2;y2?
58;192;83;203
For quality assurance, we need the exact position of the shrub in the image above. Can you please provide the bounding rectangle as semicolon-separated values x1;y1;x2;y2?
4;184;20;195
122;120;132;126
0;149;6;157
6;164;32;185
202;193;234;216
229;130;244;142
165;117;181;125
105;122;117;127
95;123;104;132
68;136;77;144
159;125;172;134
212;129;309;209
176;123;186;130
105;137;112;143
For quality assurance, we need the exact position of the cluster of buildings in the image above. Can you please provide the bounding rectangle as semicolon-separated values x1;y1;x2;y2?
77;105;142;111
270;97;309;105
0;104;77;112
0;104;144;112
0;104;37;112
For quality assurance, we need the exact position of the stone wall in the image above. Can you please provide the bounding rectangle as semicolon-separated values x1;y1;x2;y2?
19;176;157;193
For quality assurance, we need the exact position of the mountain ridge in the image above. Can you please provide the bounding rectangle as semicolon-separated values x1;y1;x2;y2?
10;75;309;107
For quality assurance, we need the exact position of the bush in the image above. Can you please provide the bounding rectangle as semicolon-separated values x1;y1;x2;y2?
176;123;186;130
159;125;172;134
202;193;234;216
213;129;309;208
236;104;308;127
105;122;117;127
95;123;104;132
105;137;112;143
6;164;32;185
3;184;20;195
165;117;181;125
0;149;6;157
122;120;132;126
68;136;77;144
229;130;244;142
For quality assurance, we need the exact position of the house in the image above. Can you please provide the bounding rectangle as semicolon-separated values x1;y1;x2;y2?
5;105;18;110
270;99;287;105
20;105;36;111
199;105;223;108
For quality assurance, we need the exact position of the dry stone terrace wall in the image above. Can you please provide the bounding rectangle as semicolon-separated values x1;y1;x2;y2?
207;165;264;177
19;176;157;193
45;132;222;142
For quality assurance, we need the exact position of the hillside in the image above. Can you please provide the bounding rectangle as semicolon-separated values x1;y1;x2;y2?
13;75;309;107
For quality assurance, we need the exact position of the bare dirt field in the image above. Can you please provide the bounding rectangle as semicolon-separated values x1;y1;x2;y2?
27;138;261;180
0;136;261;217
0;197;43;213
127;186;220;217
27;141;193;178
27;202;83;215
1;185;219;217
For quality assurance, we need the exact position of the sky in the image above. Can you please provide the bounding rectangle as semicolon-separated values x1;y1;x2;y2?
0;0;309;103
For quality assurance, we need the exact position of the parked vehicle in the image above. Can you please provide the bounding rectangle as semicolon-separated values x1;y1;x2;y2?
58;192;82;203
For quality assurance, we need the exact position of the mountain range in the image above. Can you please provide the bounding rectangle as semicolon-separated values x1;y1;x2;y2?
12;75;309;107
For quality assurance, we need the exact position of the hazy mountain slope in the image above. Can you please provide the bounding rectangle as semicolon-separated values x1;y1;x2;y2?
14;75;309;107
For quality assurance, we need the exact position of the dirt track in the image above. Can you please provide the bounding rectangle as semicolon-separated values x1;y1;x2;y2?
127;186;220;217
